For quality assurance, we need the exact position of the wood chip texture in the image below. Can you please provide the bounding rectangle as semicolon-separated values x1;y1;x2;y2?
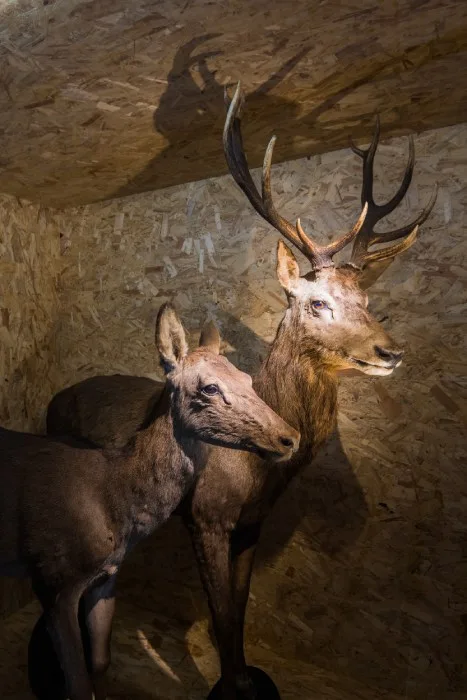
0;0;466;206
0;123;466;699
0;195;62;618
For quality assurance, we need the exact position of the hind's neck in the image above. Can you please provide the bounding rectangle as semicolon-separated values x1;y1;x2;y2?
111;388;208;529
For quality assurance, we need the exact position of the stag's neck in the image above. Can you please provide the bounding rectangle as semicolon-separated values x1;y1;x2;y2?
109;389;208;536
255;315;338;457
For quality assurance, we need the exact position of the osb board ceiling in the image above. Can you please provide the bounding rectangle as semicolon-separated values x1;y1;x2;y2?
0;0;467;207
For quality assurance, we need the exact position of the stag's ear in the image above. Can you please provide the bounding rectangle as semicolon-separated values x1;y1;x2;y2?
199;320;221;354
156;303;188;373
358;258;394;290
276;240;300;294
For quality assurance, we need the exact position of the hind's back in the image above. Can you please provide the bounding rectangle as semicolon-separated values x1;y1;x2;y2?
47;374;164;448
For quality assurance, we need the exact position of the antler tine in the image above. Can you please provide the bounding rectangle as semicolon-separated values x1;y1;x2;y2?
223;83;264;213
294;203;368;269
262;136;311;256
323;202;368;257
295;219;326;264
377;135;415;217
224;82;313;259
349;136;366;159
350;115;380;208
371;182;438;244
362;225;419;265
224;82;368;269
263;138;368;267
349;116;437;267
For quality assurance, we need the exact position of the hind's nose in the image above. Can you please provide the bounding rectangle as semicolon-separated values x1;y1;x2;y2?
279;432;300;453
257;423;300;462
374;345;404;366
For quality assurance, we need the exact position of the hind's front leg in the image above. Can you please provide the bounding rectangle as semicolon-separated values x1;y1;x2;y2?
28;573;117;700
35;579;94;700
28;611;82;700
83;573;117;700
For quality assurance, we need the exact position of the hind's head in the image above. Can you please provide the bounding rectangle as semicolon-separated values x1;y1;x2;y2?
156;304;299;461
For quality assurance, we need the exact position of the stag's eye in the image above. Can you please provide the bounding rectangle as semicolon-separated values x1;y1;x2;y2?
310;300;327;310
201;384;219;396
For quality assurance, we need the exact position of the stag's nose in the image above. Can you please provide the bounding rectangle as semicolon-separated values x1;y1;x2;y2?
374;345;404;366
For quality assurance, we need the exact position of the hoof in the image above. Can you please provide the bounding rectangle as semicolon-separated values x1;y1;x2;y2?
207;666;281;700
28;614;67;699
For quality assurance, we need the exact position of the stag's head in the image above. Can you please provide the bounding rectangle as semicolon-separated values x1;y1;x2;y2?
224;84;437;376
156;303;299;459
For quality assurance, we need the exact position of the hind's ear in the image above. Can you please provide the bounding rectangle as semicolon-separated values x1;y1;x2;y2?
155;303;188;373
199;320;221;354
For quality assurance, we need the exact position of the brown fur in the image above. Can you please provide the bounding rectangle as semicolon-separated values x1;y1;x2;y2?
37;247;403;700
32;87;432;698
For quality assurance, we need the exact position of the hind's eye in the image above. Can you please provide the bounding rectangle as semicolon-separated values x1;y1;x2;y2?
202;384;219;396
311;300;327;310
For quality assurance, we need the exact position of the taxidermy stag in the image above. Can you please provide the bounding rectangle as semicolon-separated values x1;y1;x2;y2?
29;85;436;700
0;303;299;700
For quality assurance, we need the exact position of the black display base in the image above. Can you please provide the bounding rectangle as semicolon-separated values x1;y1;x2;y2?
28;612;91;700
207;666;281;700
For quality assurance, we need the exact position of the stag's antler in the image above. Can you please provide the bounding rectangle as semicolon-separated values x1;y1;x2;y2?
349;116;438;268
223;82;368;270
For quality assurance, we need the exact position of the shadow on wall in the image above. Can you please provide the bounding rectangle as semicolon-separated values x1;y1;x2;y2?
113;35;311;199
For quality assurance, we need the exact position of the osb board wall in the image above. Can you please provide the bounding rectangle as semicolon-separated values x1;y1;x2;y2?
0;0;467;206
0;195;61;618
44;123;467;699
